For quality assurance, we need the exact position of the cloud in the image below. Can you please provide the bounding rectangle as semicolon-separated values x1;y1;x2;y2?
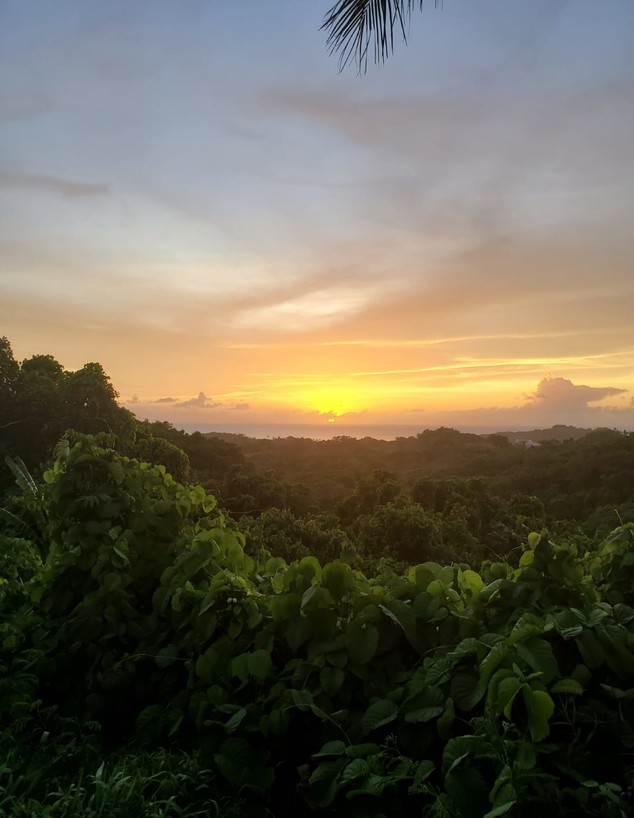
417;375;633;431
527;376;626;411
177;391;222;408
0;90;55;124
153;396;177;403
229;402;250;411
0;170;109;198
232;283;390;332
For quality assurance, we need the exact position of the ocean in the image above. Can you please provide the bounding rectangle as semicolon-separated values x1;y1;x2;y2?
174;423;523;441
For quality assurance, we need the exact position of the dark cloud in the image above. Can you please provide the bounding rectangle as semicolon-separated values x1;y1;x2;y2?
0;170;109;197
177;391;222;409
153;396;177;403
527;377;626;410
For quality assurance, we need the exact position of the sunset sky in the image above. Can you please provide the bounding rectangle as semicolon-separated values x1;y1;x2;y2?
1;0;633;432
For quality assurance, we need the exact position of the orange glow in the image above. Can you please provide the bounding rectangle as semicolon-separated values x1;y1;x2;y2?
292;384;367;416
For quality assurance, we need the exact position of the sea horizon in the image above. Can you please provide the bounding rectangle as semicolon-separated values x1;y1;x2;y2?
171;422;583;442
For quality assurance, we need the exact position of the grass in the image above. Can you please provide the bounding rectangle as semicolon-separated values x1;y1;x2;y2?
0;746;247;818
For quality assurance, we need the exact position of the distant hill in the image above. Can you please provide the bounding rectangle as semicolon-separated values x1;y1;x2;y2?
492;425;608;444
204;425;607;446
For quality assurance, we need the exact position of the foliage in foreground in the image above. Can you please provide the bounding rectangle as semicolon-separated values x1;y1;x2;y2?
2;440;634;816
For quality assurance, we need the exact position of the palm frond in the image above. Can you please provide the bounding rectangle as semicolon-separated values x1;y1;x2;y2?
5;456;39;500
0;505;36;540
322;0;440;70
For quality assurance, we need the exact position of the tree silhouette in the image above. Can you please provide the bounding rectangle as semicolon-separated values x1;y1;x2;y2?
322;0;441;70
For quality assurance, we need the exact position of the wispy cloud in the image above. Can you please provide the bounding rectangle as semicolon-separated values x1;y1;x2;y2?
232;283;391;332
0;89;55;124
0;170;109;197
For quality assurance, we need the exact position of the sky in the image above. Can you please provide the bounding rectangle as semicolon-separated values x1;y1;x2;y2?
1;0;633;432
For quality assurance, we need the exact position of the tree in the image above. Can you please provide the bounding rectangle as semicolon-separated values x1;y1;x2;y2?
240;508;352;564
0;338;19;440
0;339;136;482
134;436;191;484
337;469;402;524
352;496;444;562
322;0;441;69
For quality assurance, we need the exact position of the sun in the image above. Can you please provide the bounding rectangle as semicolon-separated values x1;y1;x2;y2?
294;384;363;417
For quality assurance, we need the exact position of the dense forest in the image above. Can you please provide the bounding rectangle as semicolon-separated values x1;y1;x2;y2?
2;337;634;817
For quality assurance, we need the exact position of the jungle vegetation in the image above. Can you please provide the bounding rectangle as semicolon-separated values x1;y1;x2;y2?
2;336;634;817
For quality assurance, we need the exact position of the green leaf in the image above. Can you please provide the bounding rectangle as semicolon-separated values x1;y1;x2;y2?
442;735;488;776
448;638;480;662
413;760;435;787
408;564;437;589
480;578;504;602
226;539;244;565
231;653;250;683
301;584;334;612
247;649;272;681
322;562;354;600
380;599;424;652
484;802;517;818
451;671;484;711
155;644;179;668
550;678;583;695
345;743;380;758
576;630;605;669
404;706;444;724
320;665;345;696
437;698;455;741
268;592;300;621
346;774;391;799
313;740;347;758
553;609;584;639
345;621;379;665
497;676;522;720
515;638;558;683
195;647;219;683
202;494;217;513
308;759;343;799
103;572;122;592
298;555;322;583
225;708;247;732
527;532;541;548
515;742;536;770
458;569;484;596
479;641;508;688
341;758;369;782
523;687;554;742
112;543;129;562
519;550;535;567
361;699;398;733
292;688;313;710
